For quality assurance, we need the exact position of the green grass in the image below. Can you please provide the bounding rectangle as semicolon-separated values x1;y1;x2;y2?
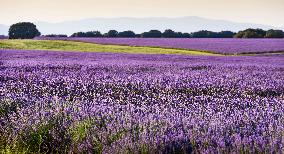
0;39;220;56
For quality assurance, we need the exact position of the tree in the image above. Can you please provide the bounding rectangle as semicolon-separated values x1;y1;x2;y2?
218;31;236;38
85;31;95;37
243;31;258;38
105;30;118;37
234;28;266;38
191;30;217;38
254;29;266;37
135;34;141;38
70;32;86;37
118;31;136;38
85;31;102;37
182;33;191;38
233;31;245;38
175;32;184;38
190;30;236;38
9;22;41;39
162;29;177;38
141;30;162;38
70;31;102;37
265;29;284;38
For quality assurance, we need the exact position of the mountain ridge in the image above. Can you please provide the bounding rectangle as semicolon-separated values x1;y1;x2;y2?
0;16;283;35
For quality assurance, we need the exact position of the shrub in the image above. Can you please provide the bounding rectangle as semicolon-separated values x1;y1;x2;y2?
19;114;72;153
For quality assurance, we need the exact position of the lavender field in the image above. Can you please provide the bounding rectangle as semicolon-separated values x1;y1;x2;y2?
0;36;7;39
38;37;284;54
1;49;284;153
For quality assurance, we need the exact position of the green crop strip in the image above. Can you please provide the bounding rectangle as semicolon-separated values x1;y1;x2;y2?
0;39;221;56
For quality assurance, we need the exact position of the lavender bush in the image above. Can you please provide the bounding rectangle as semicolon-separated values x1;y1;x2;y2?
37;37;284;54
1;49;284;153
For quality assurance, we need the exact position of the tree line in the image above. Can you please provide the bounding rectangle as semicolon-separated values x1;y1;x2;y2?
69;30;236;38
69;29;284;38
7;22;284;39
51;29;284;38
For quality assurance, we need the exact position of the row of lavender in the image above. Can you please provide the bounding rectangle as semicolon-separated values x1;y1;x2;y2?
36;37;284;54
1;50;284;153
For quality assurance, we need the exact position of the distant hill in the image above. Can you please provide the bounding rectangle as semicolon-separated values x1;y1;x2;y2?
0;16;283;35
0;24;8;35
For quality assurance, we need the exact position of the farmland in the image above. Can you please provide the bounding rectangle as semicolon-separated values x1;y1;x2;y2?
1;0;284;153
1;43;284;153
0;36;7;39
37;37;284;54
0;40;218;55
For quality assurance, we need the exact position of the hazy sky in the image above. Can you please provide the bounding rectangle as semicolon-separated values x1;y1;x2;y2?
0;0;283;27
